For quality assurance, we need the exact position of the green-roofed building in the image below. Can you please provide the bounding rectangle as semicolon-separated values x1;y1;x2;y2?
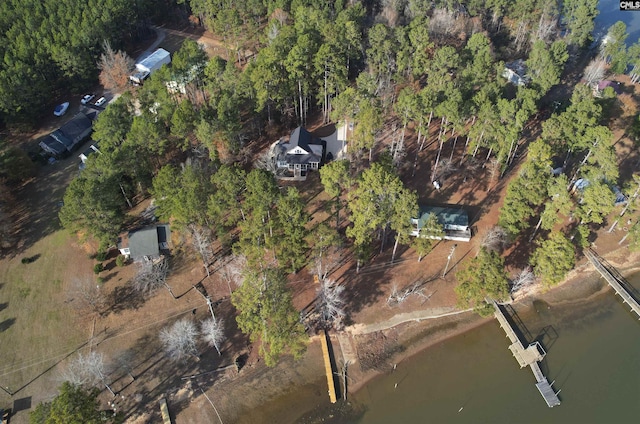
410;206;471;242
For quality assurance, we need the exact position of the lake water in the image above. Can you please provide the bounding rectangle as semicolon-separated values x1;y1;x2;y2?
595;0;640;43
347;273;640;424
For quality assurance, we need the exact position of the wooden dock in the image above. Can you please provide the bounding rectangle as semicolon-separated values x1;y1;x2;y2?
491;300;561;408
319;329;338;403
585;249;640;319
159;398;173;424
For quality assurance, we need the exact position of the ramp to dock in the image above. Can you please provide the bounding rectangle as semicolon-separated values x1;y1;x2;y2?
585;249;640;319
320;329;338;403
491;300;561;408
159;398;173;424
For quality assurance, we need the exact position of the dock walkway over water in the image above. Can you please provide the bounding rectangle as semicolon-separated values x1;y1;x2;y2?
491;300;561;408
585;249;640;319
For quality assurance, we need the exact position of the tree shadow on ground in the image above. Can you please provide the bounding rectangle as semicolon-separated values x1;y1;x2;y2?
0;302;8;313
338;247;396;326
3;153;81;259
100;272;117;284
117;313;236;423
0;317;15;332
104;284;146;315
104;259;117;272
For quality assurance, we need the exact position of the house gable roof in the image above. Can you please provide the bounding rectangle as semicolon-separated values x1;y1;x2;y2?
288;126;325;153
39;135;67;156
289;127;313;153
128;227;160;259
58;113;92;144
414;206;469;230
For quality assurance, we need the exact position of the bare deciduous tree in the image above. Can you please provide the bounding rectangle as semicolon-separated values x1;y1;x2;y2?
254;147;278;173
433;158;458;182
583;59;606;86
68;277;105;317
316;279;346;330
510;268;537;295
132;257;174;298
313;244;342;283
60;351;114;396
190;225;214;277
98;41;135;93
387;282;430;307
533;12;558;43
513;20;530;53
218;254;246;295
381;0;402;27
201;318;226;355
429;8;465;40
160;319;199;362
479;226;509;254
487;157;502;187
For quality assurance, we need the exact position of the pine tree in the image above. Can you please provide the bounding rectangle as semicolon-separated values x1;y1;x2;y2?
232;267;307;367
454;248;509;316
530;231;575;286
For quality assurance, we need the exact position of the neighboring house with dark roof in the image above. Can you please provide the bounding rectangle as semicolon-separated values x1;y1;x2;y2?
411;206;472;242
39;113;93;157
39;135;68;157
118;224;171;261
274;127;326;178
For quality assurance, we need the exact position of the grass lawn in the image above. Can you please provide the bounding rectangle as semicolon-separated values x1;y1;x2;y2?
0;229;92;399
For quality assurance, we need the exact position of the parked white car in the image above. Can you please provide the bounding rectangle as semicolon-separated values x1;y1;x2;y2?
94;96;107;107
53;102;69;116
81;94;95;105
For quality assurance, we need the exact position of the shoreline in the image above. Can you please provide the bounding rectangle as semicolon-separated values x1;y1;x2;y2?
289;247;640;423
195;247;640;424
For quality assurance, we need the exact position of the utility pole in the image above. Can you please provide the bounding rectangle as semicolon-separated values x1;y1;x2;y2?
442;244;457;278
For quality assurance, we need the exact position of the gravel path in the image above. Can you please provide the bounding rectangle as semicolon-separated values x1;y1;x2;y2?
345;307;474;335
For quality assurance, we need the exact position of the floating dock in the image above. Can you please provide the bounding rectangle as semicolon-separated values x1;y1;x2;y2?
491;300;561;408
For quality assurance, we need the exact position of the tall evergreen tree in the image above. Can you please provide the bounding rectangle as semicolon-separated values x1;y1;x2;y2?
455;248;509;316
530;231;575;286
232;267;307;367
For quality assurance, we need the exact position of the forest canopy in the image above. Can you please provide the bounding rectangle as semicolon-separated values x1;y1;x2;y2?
0;0;173;125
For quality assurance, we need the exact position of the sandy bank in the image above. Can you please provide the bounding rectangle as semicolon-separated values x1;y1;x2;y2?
174;248;640;424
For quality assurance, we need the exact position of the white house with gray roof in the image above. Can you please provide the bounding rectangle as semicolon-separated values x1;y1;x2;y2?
118;225;171;261
275;127;325;177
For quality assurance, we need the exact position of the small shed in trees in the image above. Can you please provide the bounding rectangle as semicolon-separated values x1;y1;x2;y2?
79;142;100;164
411;206;471;242
502;60;530;86
118;224;171;261
130;48;171;84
